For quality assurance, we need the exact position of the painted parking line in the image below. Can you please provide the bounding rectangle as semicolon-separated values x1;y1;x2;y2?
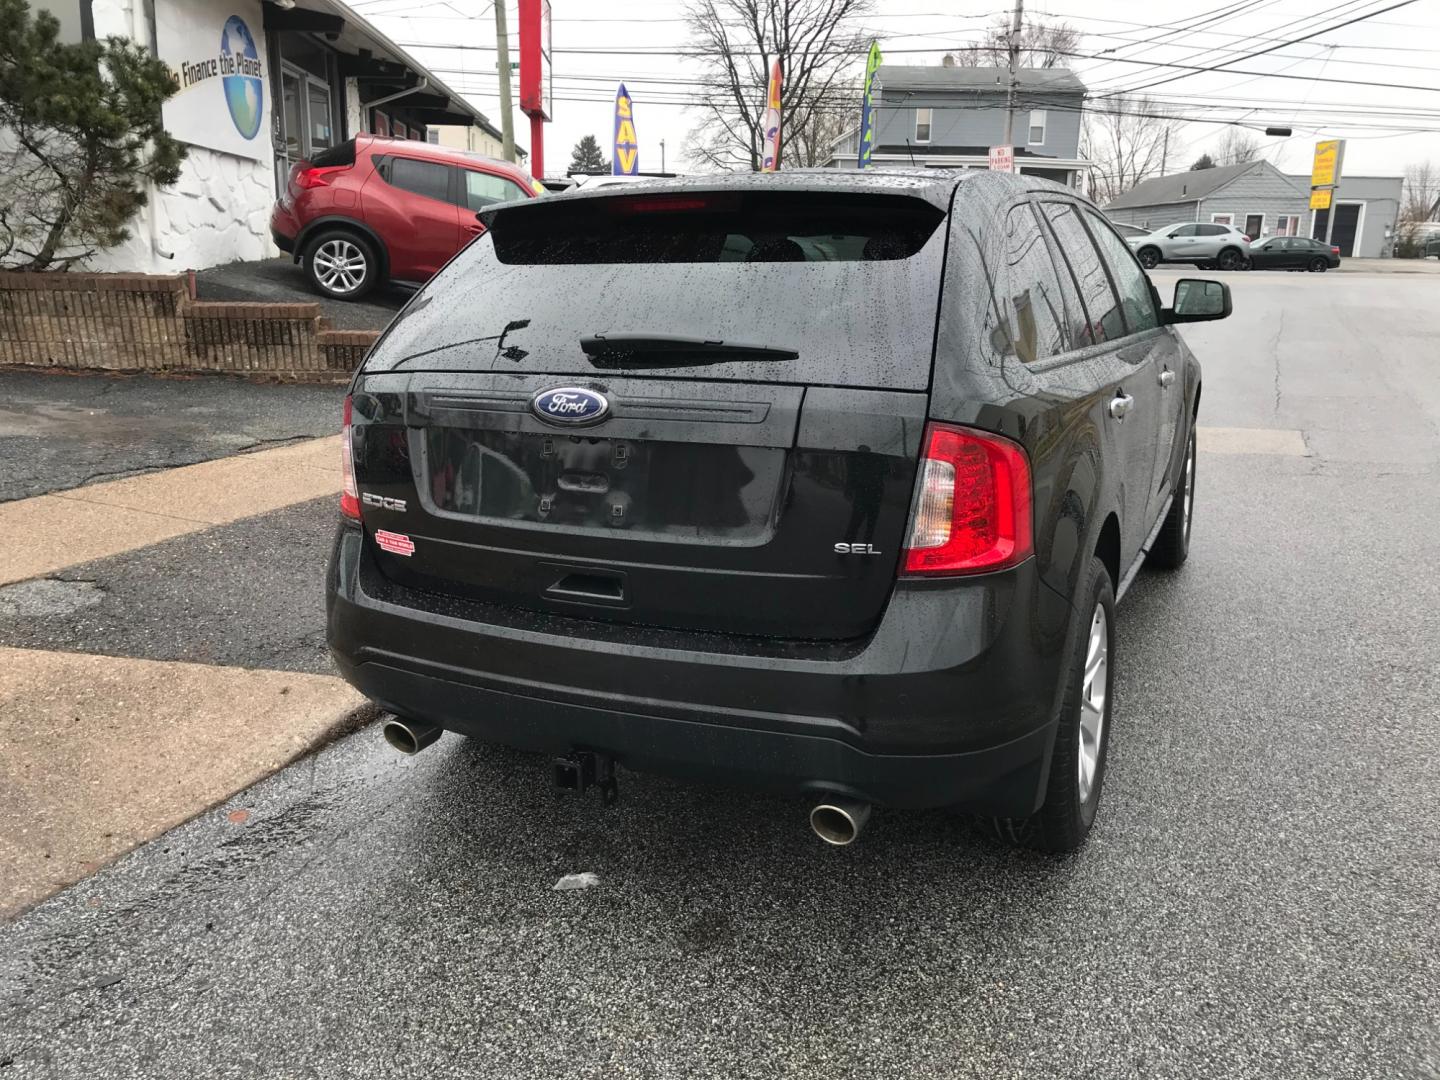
1197;426;1308;456
0;645;365;918
0;436;339;586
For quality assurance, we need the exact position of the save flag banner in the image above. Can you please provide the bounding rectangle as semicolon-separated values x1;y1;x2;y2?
760;61;783;172
857;41;882;170
613;84;639;175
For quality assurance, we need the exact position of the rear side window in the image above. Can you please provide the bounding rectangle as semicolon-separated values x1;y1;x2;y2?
1041;202;1124;346
366;190;949;389
1198;224;1228;237
463;169;529;211
1083;210;1159;334
985;204;1072;365
388;157;451;203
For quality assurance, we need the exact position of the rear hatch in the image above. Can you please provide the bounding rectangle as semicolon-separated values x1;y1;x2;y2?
351;187;950;640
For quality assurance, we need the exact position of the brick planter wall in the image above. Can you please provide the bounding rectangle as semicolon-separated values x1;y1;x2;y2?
0;272;380;381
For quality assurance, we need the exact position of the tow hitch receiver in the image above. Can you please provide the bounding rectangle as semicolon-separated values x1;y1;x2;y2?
553;751;619;806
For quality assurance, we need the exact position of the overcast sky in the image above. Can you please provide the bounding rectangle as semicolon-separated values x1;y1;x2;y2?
350;0;1440;181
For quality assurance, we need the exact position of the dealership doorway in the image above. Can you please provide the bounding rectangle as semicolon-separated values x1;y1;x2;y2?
1330;203;1362;257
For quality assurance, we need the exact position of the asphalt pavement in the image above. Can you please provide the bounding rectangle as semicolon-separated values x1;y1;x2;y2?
2;271;1438;1079
0;371;342;503
193;258;410;332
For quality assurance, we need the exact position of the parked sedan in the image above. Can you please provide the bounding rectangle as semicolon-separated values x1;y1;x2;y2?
1244;236;1341;272
327;169;1231;853
1128;222;1252;271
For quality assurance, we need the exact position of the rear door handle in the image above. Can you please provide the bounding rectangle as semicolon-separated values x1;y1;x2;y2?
1158;369;1176;389
1109;393;1135;420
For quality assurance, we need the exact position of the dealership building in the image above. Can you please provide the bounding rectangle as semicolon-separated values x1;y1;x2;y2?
33;0;515;273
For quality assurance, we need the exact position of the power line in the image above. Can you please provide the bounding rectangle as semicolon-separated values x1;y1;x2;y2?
1105;0;1419;97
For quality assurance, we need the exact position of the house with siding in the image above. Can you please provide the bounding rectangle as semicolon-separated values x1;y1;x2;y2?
1105;160;1400;257
824;65;1088;188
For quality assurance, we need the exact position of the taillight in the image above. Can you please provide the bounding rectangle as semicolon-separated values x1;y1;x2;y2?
1331;246;1341;255
340;395;361;520
1241;234;1251;243
902;424;1032;576
296;164;347;189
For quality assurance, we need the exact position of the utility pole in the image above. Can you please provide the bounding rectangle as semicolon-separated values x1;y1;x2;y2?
1161;127;1170;177
660;138;666;173
1001;0;1024;154
494;1;516;162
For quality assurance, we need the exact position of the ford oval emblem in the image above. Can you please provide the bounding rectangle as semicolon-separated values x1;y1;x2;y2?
531;386;610;426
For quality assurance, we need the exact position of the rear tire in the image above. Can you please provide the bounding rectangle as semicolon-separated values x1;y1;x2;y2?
1148;421;1196;570
990;556;1116;854
1137;246;1160;270
304;229;380;301
1217;247;1243;271
1308;257;1328;273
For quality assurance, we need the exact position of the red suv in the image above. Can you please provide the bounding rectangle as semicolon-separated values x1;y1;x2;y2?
270;136;541;301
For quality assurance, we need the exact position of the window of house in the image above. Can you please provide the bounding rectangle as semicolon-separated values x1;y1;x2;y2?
427;129;441;144
1210;213;1235;226
914;108;932;143
387;157;452;203
373;111;391;137
462;169;529;211
1276;214;1300;236
1028;110;1046;145
393;122;409;140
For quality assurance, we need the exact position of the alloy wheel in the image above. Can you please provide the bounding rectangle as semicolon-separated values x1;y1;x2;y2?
1138;248;1159;270
1077;603;1109;805
312;239;367;295
1218;249;1241;271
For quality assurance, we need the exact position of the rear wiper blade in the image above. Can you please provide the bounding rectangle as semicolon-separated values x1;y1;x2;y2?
580;333;798;369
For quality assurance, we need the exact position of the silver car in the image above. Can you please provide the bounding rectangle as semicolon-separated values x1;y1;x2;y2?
1127;222;1252;271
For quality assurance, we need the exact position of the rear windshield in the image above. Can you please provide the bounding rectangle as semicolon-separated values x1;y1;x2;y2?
364;191;948;389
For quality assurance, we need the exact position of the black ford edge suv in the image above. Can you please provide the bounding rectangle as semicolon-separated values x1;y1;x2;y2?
327;170;1231;852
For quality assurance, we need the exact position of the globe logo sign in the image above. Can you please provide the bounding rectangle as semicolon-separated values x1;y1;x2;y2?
220;15;263;140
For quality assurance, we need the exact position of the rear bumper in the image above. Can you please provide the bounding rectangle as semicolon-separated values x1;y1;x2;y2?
327;526;1079;813
270;204;298;256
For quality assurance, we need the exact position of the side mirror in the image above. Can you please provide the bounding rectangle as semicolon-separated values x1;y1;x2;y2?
1165;279;1232;324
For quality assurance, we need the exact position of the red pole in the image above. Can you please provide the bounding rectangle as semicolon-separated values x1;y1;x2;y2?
530;115;545;181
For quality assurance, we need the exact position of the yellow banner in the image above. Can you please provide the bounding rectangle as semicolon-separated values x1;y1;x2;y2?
1311;140;1342;188
1310;187;1333;211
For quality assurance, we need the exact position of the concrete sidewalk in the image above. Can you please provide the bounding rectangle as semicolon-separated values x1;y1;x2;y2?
1335;257;1440;274
0;433;366;918
0;649;367;918
0;436;339;585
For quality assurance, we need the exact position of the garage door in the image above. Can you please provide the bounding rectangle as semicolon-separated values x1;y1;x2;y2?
1330;204;1361;257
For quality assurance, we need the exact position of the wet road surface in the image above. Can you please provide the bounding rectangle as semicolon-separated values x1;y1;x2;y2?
2;272;1438;1078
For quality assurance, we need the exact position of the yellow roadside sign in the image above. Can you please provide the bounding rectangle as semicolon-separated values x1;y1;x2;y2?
1310;187;1333;211
1311;140;1342;188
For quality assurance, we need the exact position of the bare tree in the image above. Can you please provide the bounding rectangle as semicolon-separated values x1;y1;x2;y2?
783;84;857;167
1082;97;1181;205
1214;128;1262;166
683;0;874;172
1401;160;1440;223
953;18;1081;69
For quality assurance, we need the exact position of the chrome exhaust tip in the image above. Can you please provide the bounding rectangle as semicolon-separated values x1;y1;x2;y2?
382;718;442;755
809;798;871;846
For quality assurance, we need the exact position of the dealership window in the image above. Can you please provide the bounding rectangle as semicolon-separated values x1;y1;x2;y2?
373;111;391;137
1028;110;1046;145
427;129;441;144
1276;214;1300;236
914;108;932;143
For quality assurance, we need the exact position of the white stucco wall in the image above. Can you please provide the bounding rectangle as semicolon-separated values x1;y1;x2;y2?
85;0;277;274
